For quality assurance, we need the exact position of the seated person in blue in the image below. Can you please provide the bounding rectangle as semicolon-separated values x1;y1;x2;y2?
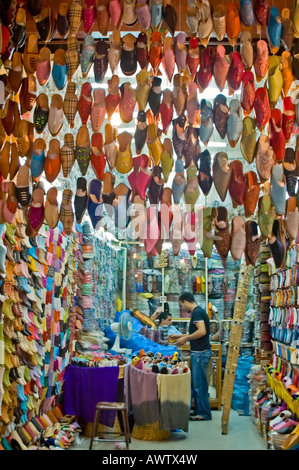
157;311;182;335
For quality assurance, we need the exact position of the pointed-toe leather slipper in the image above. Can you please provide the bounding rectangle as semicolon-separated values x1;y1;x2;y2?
229;159;246;207
283;148;298;197
28;188;44;233
212;152;231;202
75;125;91;176
44;138;61;183
91;132;105;180
15;165;32;207
243;170;260;218
198;149;213;196
270;163;286;215
214;206;230;265
172;158;186;204
74;177;88;223
258;194;276;239
230;216;246;261
60;189;74;235
245;220;262;266
241;116;257;164
44;187;59;229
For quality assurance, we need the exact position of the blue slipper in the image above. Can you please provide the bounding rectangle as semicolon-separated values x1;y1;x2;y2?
268;7;282;51
30;148;46;179
172;158;186;204
52;49;67;90
227;99;243;147
199;99;213;145
240;0;255;26
87;179;103;230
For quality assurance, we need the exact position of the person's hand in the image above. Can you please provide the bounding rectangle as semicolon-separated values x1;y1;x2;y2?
175;336;188;347
168;334;181;340
151;306;162;320
211;330;221;341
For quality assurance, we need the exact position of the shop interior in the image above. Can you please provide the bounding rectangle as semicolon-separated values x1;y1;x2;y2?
0;0;297;452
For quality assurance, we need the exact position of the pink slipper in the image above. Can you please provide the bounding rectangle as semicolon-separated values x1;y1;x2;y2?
241;70;255;116
162;37;175;82
213;45;230;92
119;82;136;123
108;0;122;28
184;211;197;256
272;418;299;431
135;154;152;200
82;0;96;33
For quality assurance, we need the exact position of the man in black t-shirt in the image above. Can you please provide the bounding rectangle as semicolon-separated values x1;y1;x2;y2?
174;292;212;421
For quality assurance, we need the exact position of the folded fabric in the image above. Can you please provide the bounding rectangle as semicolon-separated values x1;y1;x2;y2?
157;369;191;432
63;364;119;426
127;364;159;427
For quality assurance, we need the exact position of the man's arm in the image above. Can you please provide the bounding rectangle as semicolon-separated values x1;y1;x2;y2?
175;321;206;346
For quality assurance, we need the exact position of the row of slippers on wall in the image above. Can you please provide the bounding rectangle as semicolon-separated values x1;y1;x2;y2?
5;0;299;52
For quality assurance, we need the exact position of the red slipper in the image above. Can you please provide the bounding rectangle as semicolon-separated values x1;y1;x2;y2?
241;70;255;116
135;154;152;200
270;108;286;162
282;96;295;142
243;171;260;218
159;88;173;134
229;159;247;207
227;51;244;94
105;75;121;121
91;132;106;180
254;87;270;131
78;82;92;126
195;46;213;92
187;37;200;80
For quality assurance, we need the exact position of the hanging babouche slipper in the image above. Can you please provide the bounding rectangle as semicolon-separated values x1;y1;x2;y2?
60;189;74;235
226;2;241;47
187;37;200;80
213;5;226;41
197;0;213;47
162;36;175;83
75;125;91;176
267;6;282;55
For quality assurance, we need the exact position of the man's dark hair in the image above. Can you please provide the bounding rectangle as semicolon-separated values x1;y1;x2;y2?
158;311;172;323
179;292;195;303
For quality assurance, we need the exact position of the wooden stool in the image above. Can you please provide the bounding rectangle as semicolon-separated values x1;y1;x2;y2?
89;402;131;450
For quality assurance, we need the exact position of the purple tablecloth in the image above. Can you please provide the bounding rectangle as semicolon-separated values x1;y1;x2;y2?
63;365;120;427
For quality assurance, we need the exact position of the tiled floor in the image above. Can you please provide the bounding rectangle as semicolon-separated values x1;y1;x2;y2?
70;409;266;451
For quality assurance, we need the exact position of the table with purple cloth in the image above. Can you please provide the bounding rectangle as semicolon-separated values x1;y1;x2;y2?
62;364;122;427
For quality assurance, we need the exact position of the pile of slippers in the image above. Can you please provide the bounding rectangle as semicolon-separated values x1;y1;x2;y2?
131;349;189;375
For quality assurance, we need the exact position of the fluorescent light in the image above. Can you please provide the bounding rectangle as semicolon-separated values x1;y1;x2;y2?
207;142;227;148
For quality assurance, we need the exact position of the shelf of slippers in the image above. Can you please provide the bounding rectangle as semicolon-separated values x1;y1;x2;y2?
0;217;50;436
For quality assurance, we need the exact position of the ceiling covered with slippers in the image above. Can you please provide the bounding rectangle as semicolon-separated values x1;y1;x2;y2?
0;0;298;266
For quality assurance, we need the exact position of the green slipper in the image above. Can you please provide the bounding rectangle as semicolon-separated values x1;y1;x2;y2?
258;194;277;239
240;116;257;163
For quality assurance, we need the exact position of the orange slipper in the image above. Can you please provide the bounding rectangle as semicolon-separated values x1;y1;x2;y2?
227;2;240;47
44;139;61;183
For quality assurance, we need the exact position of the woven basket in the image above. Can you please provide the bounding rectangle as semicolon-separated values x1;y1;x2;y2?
131;421;171;441
84;416;122;438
